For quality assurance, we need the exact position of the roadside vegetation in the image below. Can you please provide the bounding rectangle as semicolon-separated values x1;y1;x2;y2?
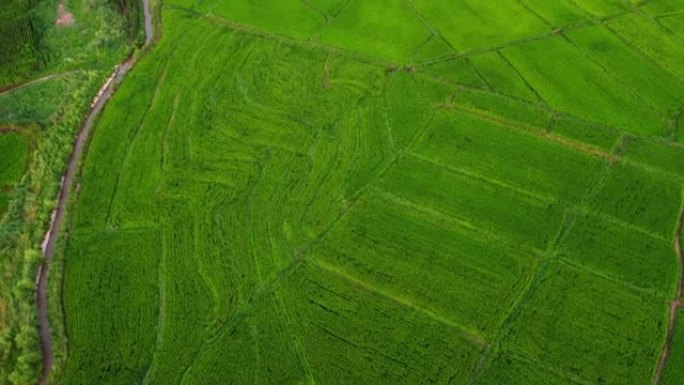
0;0;142;383
57;1;684;384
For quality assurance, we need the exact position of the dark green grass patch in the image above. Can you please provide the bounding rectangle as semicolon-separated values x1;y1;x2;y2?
469;51;540;102
606;13;684;81
0;132;28;186
477;349;591;385
0;131;28;216
420;58;485;88
558;213;678;295
312;193;537;337
659;13;684;39
0;76;72;125
489;262;667;384
61;229;160;385
0;0;50;87
642;0;684;16
412;109;604;203
552;115;621;150
379;156;564;250
384;71;453;150
279;262;485;384
450;87;551;130
585;163;682;238
623;137;684;177
663;310;684;385
565;24;684;116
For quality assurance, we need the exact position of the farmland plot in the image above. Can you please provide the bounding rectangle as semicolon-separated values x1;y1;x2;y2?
58;1;684;385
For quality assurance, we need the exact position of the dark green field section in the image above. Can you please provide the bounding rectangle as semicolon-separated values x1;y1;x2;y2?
61;1;684;384
0;133;29;216
663;309;684;385
0;0;48;87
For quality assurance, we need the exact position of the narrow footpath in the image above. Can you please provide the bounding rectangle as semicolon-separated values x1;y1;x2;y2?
37;2;154;384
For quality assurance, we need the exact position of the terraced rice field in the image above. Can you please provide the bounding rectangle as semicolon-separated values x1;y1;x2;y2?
60;1;684;384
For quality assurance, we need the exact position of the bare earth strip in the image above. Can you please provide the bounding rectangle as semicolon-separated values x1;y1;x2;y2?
36;1;154;384
654;207;684;385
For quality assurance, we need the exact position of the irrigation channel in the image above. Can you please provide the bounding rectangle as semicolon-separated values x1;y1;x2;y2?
36;1;154;383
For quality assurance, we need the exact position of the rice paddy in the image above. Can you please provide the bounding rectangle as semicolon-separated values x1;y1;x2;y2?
36;0;684;384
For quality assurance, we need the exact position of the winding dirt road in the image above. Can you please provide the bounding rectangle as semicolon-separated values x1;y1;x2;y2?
37;2;153;384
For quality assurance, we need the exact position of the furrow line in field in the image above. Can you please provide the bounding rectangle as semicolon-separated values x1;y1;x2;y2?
465;147;621;384
440;102;615;160
180;139;401;382
561;32;666;119
310;258;487;347
496;50;547;105
603;23;684;84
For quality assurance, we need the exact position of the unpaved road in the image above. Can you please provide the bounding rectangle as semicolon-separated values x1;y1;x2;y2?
37;1;153;384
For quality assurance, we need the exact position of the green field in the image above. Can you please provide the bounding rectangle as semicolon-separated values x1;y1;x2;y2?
37;0;684;384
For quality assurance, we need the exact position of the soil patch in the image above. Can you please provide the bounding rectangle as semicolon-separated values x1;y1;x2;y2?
55;3;75;26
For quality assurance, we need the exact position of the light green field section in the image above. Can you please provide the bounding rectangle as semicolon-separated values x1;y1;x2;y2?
59;1;684;385
317;0;432;62
409;0;548;52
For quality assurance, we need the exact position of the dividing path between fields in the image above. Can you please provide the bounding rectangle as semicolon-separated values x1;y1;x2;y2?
654;207;684;385
36;1;154;384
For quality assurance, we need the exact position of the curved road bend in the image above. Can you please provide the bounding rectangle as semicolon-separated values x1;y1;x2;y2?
37;1;153;384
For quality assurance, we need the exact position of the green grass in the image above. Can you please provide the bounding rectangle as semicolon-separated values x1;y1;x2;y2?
479;261;667;385
0;0;49;87
52;2;684;385
409;0;548;52
663;309;684;385
585;163;682;238
317;0;431;62
61;229;159;385
0;132;29;216
0;133;28;186
0;76;73;126
558;212;678;295
501;33;667;135
623;137;684;177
